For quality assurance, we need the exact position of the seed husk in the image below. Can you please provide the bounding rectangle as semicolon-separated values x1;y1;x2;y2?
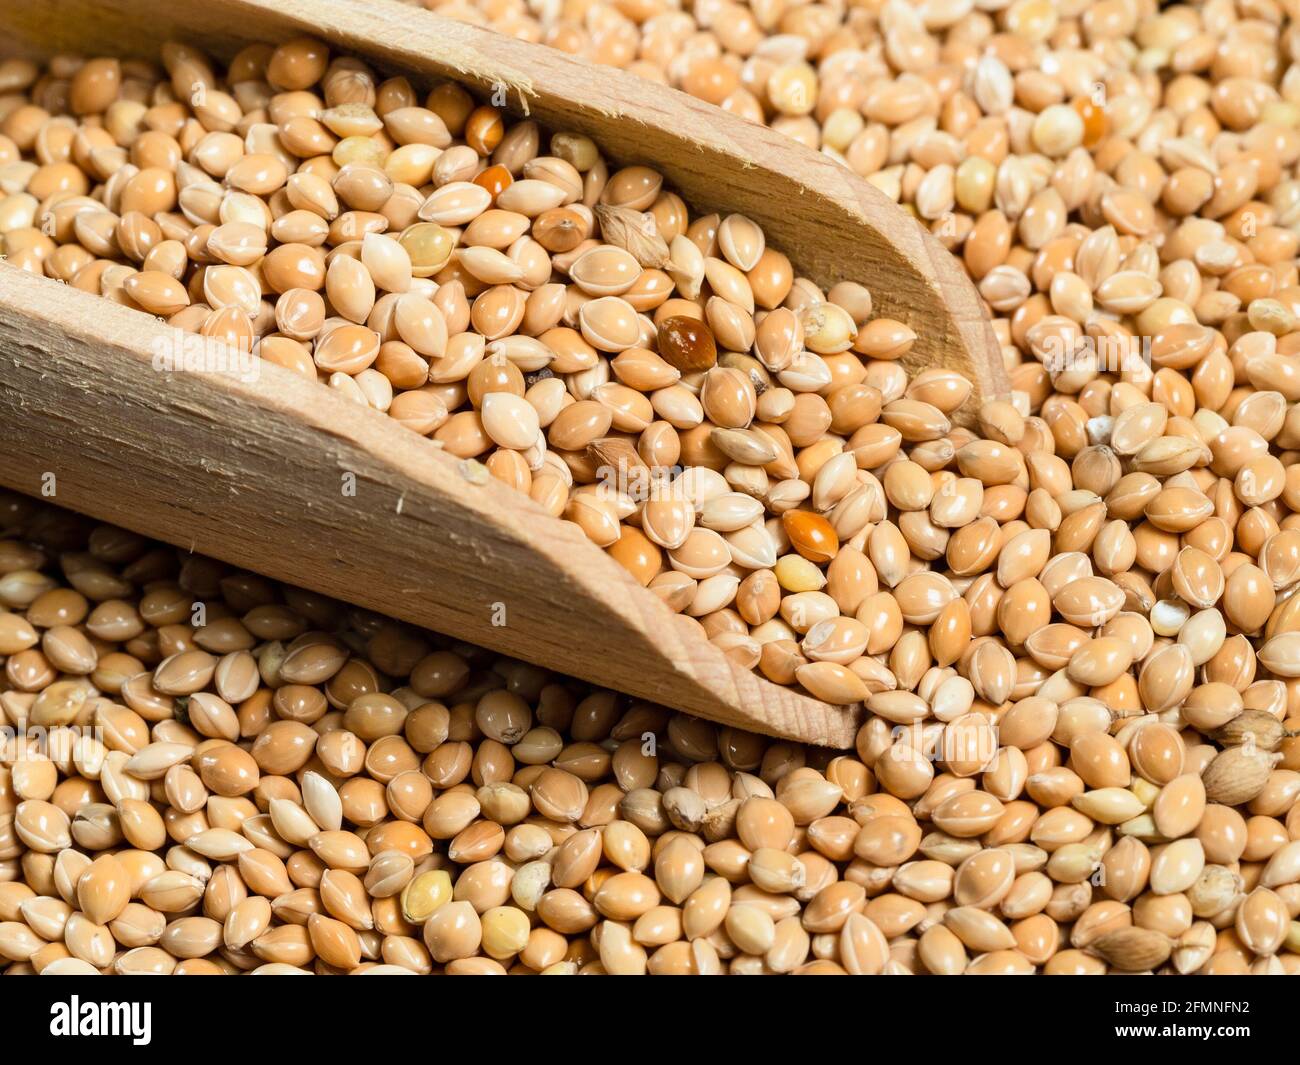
1210;710;1291;752
1201;747;1281;806
594;204;669;268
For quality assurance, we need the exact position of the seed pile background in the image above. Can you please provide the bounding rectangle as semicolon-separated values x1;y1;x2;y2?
2;0;1300;974
0;495;1299;975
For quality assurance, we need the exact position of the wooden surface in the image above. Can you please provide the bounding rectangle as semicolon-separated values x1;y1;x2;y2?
0;0;1007;747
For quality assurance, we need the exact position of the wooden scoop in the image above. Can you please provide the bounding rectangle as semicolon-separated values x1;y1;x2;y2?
0;0;1008;748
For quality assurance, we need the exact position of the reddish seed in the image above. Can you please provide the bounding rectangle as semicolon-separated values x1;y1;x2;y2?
782;510;839;565
473;164;513;200
656;316;717;372
1072;96;1107;149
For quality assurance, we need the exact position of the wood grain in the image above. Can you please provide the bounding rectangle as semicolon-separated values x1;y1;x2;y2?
0;0;1006;747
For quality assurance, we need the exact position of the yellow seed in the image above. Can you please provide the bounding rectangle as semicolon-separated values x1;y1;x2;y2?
400;870;452;924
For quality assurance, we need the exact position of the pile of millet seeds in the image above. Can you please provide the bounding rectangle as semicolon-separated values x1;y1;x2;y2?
0;494;1299;976
1;0;1300;972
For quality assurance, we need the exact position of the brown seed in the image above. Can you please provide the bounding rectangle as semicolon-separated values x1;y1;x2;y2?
657;315;717;372
1089;927;1172;971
